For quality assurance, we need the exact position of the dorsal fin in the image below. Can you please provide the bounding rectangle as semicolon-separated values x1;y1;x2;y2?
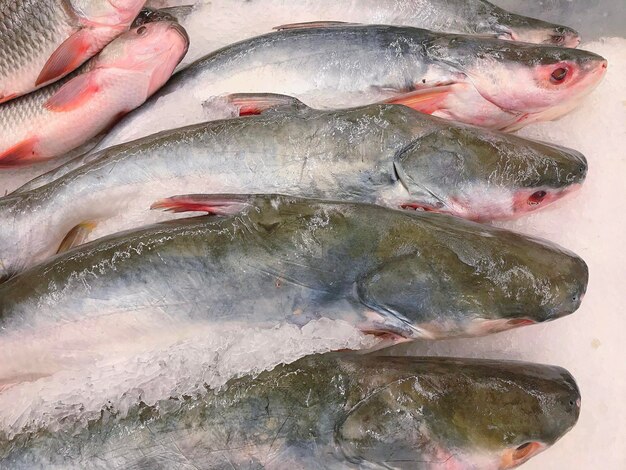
226;93;309;116
273;21;359;31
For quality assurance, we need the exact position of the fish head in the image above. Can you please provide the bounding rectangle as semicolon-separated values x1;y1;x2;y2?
69;0;147;25
131;7;177;28
357;214;588;338
393;125;588;220
431;36;607;118
486;7;580;47
338;357;580;469
94;20;189;96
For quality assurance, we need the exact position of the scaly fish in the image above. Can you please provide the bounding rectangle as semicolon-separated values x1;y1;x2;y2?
0;20;189;166
0;194;588;384
94;24;607;151
0;353;581;469
150;0;581;68
0;0;147;103
0;100;587;279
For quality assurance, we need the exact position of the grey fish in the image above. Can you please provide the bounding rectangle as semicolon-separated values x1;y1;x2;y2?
0;353;581;469
0;101;587;280
94;24;607;151
157;0;582;68
0;0;147;103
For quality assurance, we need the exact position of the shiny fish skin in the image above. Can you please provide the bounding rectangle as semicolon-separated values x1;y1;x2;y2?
0;20;189;166
95;25;606;150
0;0;147;103
0;195;588;346
155;0;581;67
0;353;581;469
0;103;587;279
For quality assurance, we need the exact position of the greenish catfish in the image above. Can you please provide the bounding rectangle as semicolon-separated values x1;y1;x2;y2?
0;102;587;281
0;195;588;390
0;353;582;469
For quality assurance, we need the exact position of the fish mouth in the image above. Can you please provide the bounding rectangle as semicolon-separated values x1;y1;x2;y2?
169;22;190;49
501;441;547;469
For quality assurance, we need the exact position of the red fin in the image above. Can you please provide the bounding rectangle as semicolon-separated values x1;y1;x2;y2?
151;195;251;215
36;29;94;86
0;93;18;104
385;85;455;114
0;138;38;166
274;21;359;31
227;93;306;116
44;72;100;112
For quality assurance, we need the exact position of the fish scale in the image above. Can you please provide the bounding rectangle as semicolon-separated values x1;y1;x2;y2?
0;0;75;101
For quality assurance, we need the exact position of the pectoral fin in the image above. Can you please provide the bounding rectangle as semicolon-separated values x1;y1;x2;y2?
44;71;101;112
57;221;98;254
385;85;456;114
36;29;95;86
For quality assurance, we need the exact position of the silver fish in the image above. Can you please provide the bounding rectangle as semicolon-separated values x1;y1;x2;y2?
0;101;587;280
94;24;606;152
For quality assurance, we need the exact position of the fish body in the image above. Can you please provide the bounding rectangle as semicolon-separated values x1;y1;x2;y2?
160;0;581;67
0;194;588;349
0;353;581;469
0;0;147;103
0;20;189;165
95;24;606;150
0;103;587;278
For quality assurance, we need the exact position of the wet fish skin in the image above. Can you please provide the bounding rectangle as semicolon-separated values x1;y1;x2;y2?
0;20;189;165
0;195;588;342
0;103;587;279
0;353;581;469
0;0;147;103
95;25;606;150
155;0;581;68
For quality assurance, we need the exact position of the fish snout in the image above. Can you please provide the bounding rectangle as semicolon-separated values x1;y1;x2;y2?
168;21;190;48
552;255;588;320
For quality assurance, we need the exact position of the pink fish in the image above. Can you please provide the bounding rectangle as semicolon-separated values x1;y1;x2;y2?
0;20;189;166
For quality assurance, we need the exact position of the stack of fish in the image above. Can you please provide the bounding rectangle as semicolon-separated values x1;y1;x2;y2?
0;0;605;468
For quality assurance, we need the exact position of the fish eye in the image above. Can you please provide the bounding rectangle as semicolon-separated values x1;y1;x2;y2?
137;26;148;36
528;190;547;205
550;67;568;83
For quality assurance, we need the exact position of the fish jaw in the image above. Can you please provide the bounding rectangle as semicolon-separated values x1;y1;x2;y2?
463;51;608;120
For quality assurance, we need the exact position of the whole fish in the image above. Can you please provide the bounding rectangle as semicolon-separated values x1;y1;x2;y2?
0;20;189;166
95;25;607;150
0;0;147;103
151;0;581;68
0;353;581;469
0;194;588;390
0;101;587;280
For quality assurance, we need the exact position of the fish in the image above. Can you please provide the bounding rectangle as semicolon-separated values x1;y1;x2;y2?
0;353;581;469
0;100;588;279
0;194;588;381
93;24;607;151
0;20;189;166
152;0;581;68
0;0;147;103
